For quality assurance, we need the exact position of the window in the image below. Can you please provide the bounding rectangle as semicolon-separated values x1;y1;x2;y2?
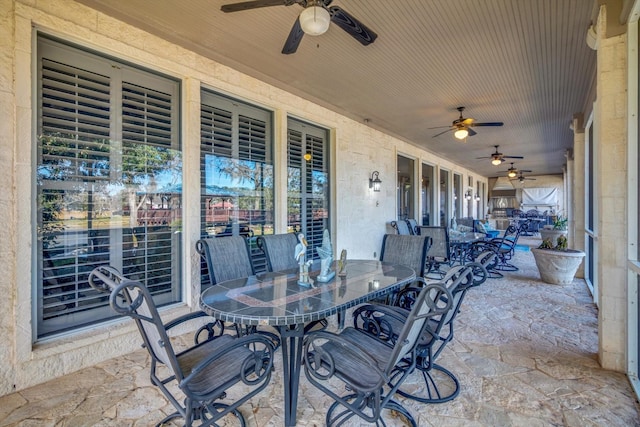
440;169;450;226
397;156;414;220
36;37;182;338
421;163;435;225
200;91;274;278
453;173;462;218
287;119;330;261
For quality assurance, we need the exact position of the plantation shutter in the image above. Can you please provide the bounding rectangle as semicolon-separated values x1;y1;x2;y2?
287;119;330;260
37;37;181;337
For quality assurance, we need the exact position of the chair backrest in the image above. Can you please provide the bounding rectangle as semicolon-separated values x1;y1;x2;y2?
391;220;411;235
88;266;183;379
256;233;299;272
417;226;450;260
386;282;451;372
196;235;254;284
406;219;418;235
380;234;431;277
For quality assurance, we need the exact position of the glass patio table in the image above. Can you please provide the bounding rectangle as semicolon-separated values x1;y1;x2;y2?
449;231;486;264
200;259;416;427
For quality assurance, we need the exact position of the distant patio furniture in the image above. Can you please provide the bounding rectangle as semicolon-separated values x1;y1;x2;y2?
304;280;452;426
406;218;419;235
390;220;412;235
88;266;275;427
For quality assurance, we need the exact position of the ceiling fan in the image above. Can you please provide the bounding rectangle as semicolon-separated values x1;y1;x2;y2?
430;106;504;140
221;0;378;54
511;171;536;183
477;145;523;165
505;162;531;178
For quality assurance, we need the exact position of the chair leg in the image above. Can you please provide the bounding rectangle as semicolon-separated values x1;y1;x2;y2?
325;393;417;427
395;363;460;404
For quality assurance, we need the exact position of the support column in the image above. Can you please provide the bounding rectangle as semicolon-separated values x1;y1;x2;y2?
595;3;628;372
571;115;586;278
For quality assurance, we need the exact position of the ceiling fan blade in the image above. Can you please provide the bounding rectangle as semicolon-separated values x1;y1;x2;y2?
502;155;524;159
427;125;453;130
282;18;304;54
432;128;453;138
519;169;532;173
221;0;290;13
471;122;504;127
467;128;477;136
329;6;377;46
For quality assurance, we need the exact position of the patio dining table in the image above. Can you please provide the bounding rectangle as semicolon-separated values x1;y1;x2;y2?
199;259;416;427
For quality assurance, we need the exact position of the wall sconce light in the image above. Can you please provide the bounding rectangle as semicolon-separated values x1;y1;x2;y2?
369;171;381;192
465;190;473;201
474;193;481;202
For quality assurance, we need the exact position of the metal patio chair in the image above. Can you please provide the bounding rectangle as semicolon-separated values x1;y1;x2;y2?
390;220;412;235
352;263;485;405
256;232;329;332
256;232;299;272
197;235;281;348
88;266;275;427
406;218;419;235
303;281;452;426
417;226;452;278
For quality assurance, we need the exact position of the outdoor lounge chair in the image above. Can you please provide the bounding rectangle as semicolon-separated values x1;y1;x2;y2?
303;281;452;426
88;266;275;427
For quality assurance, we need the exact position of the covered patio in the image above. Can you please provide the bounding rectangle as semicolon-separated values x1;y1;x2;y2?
2;238;638;426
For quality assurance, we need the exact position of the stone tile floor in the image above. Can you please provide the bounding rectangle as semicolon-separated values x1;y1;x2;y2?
2;237;640;426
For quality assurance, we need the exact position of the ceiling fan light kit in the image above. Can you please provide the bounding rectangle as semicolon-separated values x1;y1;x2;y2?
454;127;468;140
491;157;503;166
430;106;503;139
299;5;330;35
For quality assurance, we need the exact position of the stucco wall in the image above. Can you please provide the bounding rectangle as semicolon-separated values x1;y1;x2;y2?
1;0;488;395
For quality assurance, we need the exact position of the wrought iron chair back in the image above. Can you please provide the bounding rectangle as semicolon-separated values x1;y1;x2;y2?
88;266;274;427
304;281;452;426
353;263;484;405
256;233;299;272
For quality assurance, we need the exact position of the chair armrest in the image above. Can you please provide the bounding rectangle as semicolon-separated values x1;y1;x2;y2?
163;310;210;330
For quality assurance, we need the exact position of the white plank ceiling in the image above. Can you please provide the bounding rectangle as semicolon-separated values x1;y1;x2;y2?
75;0;597;178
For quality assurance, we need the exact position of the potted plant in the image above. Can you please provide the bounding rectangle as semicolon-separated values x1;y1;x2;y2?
540;214;568;242
531;234;585;285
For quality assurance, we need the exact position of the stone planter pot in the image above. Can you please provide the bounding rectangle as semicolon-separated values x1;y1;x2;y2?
539;228;568;243
531;248;585;285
